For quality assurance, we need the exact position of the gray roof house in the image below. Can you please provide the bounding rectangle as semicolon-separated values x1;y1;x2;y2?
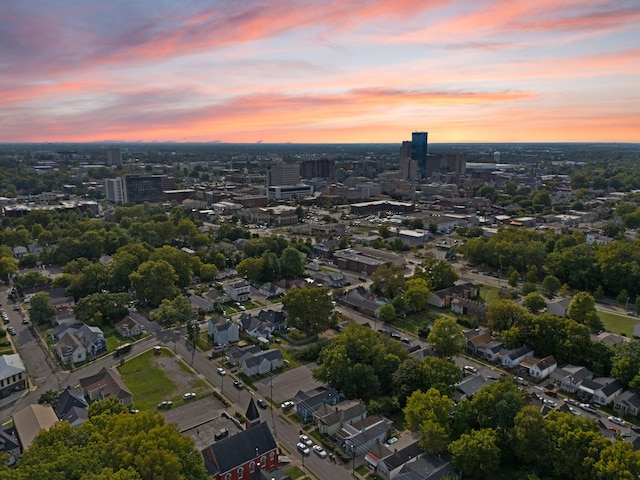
550;364;593;393
189;294;214;313
395;454;455;480
0;426;20;466
314;399;368;436
546;297;572;318
579;377;624;406
294;387;341;422
241;349;284;377
55;333;87;365
208;317;239;346
454;374;487;403
54;386;89;427
614;390;640;417
76;324;106;356
497;345;534;369
337;416;392;455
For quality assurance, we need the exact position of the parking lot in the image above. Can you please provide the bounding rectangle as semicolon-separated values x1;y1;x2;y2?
254;362;321;404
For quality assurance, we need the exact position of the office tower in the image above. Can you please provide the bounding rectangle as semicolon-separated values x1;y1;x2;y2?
104;178;124;203
267;163;300;187
106;147;123;167
301;159;335;180
411;132;428;179
121;174;175;204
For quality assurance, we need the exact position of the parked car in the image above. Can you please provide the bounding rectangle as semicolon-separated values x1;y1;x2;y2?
157;400;173;409
297;442;310;455
299;434;313;447
216;368;226;376
233;380;243;389
313;445;327;458
257;399;268;409
281;401;295;410
183;392;196;400
579;403;598;413
0;341;10;347
7;327;16;336
464;365;478;374
543;388;558;397
608;416;626;426
385;437;398;446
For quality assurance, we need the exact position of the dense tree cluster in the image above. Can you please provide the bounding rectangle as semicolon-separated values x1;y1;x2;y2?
0;397;208;480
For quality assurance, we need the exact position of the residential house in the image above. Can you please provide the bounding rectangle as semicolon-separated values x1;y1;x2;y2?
579;377;624;406
376;443;423;480
337;290;382;318
313;240;339;259
223;279;251;302
201;422;278;480
114;316;142;338
428;282;478;308
258;282;285;298
454;375;487;403
387;451;455;480
0;354;27;399
337;416;392;455
477;339;505;362
257;309;287;332
50;322;82;342
521;355;557;380
594;331;629;348
55;333;87;364
547;297;572;318
614;390;640;417
79;367;133;407
314;271;345;288
12;246;27;258
364;442;393;471
12;404;58;451
239;313;276;339
204;288;230;305
54;386;89;427
0;426;20;465
215;268;238;281
189;294;215;313
76;324;106;356
550;365;593;393
208;317;239;346
497;345;534;369
294;387;341;422
241;349;284;377
226;344;262;368
314;400;367;436
451;298;487;324
593;379;624;406
466;333;493;356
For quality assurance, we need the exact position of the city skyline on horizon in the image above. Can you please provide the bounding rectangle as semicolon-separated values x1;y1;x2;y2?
2;1;639;144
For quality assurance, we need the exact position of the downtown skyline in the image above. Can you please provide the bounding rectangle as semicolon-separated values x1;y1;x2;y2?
1;0;639;144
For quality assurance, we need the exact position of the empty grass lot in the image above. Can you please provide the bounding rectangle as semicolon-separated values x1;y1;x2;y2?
118;349;176;410
599;310;638;337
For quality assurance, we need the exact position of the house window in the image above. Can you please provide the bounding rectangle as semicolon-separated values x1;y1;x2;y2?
224;474;231;480
268;452;273;461
249;462;255;473
237;467;243;478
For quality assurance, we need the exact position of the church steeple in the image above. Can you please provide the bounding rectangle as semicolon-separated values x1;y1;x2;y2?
245;397;261;429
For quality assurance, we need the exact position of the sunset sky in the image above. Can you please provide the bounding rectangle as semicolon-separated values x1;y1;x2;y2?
1;0;639;144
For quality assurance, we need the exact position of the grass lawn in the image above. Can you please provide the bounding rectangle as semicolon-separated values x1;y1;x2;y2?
599;310;638;337
118;349;176;410
479;285;500;304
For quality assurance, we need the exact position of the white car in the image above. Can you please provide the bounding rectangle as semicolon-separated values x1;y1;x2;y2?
463;365;477;374
609;416;626;426
297;442;310;455
183;392;196;400
216;368;226;376
579;403;598;413
313;445;327;458
385;437;398;446
299;434;313;447
281;401;295;410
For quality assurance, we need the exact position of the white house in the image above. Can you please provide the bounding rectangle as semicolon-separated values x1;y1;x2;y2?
55;333;87;364
498;345;534;369
223;279;251;302
114;316;142;338
208;317;239;346
522;355;557;379
593;379;624;406
241;349;283;377
0;354;27;398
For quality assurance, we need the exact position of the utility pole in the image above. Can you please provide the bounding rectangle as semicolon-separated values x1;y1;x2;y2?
270;376;277;439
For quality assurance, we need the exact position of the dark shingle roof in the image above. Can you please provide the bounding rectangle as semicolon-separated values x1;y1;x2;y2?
202;422;276;476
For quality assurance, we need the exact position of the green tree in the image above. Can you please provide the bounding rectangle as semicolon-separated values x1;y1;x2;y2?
403;387;453;431
280;247;305;279
150;295;195;327
513;406;549;469
404;277;430;312
313;323;404;399
508;268;520;288
593;440;640;480
236;257;264;284
450;428;501;480
0;256;18;282
487;299;528;332
378;303;396;323
260;251;281;282
541;275;562;298
611;340;640;388
416;258;459;291
150;246;198;289
282;287;334;336
378;225;392;238
74;292;130;326
198;263;218;282
522;292;546;314
371;264;405;298
129;260;179;308
38;389;60;406
567;291;602;331
28;291;56;325
427;317;465;357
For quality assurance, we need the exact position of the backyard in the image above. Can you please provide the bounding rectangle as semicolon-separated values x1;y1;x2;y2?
118;348;210;410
